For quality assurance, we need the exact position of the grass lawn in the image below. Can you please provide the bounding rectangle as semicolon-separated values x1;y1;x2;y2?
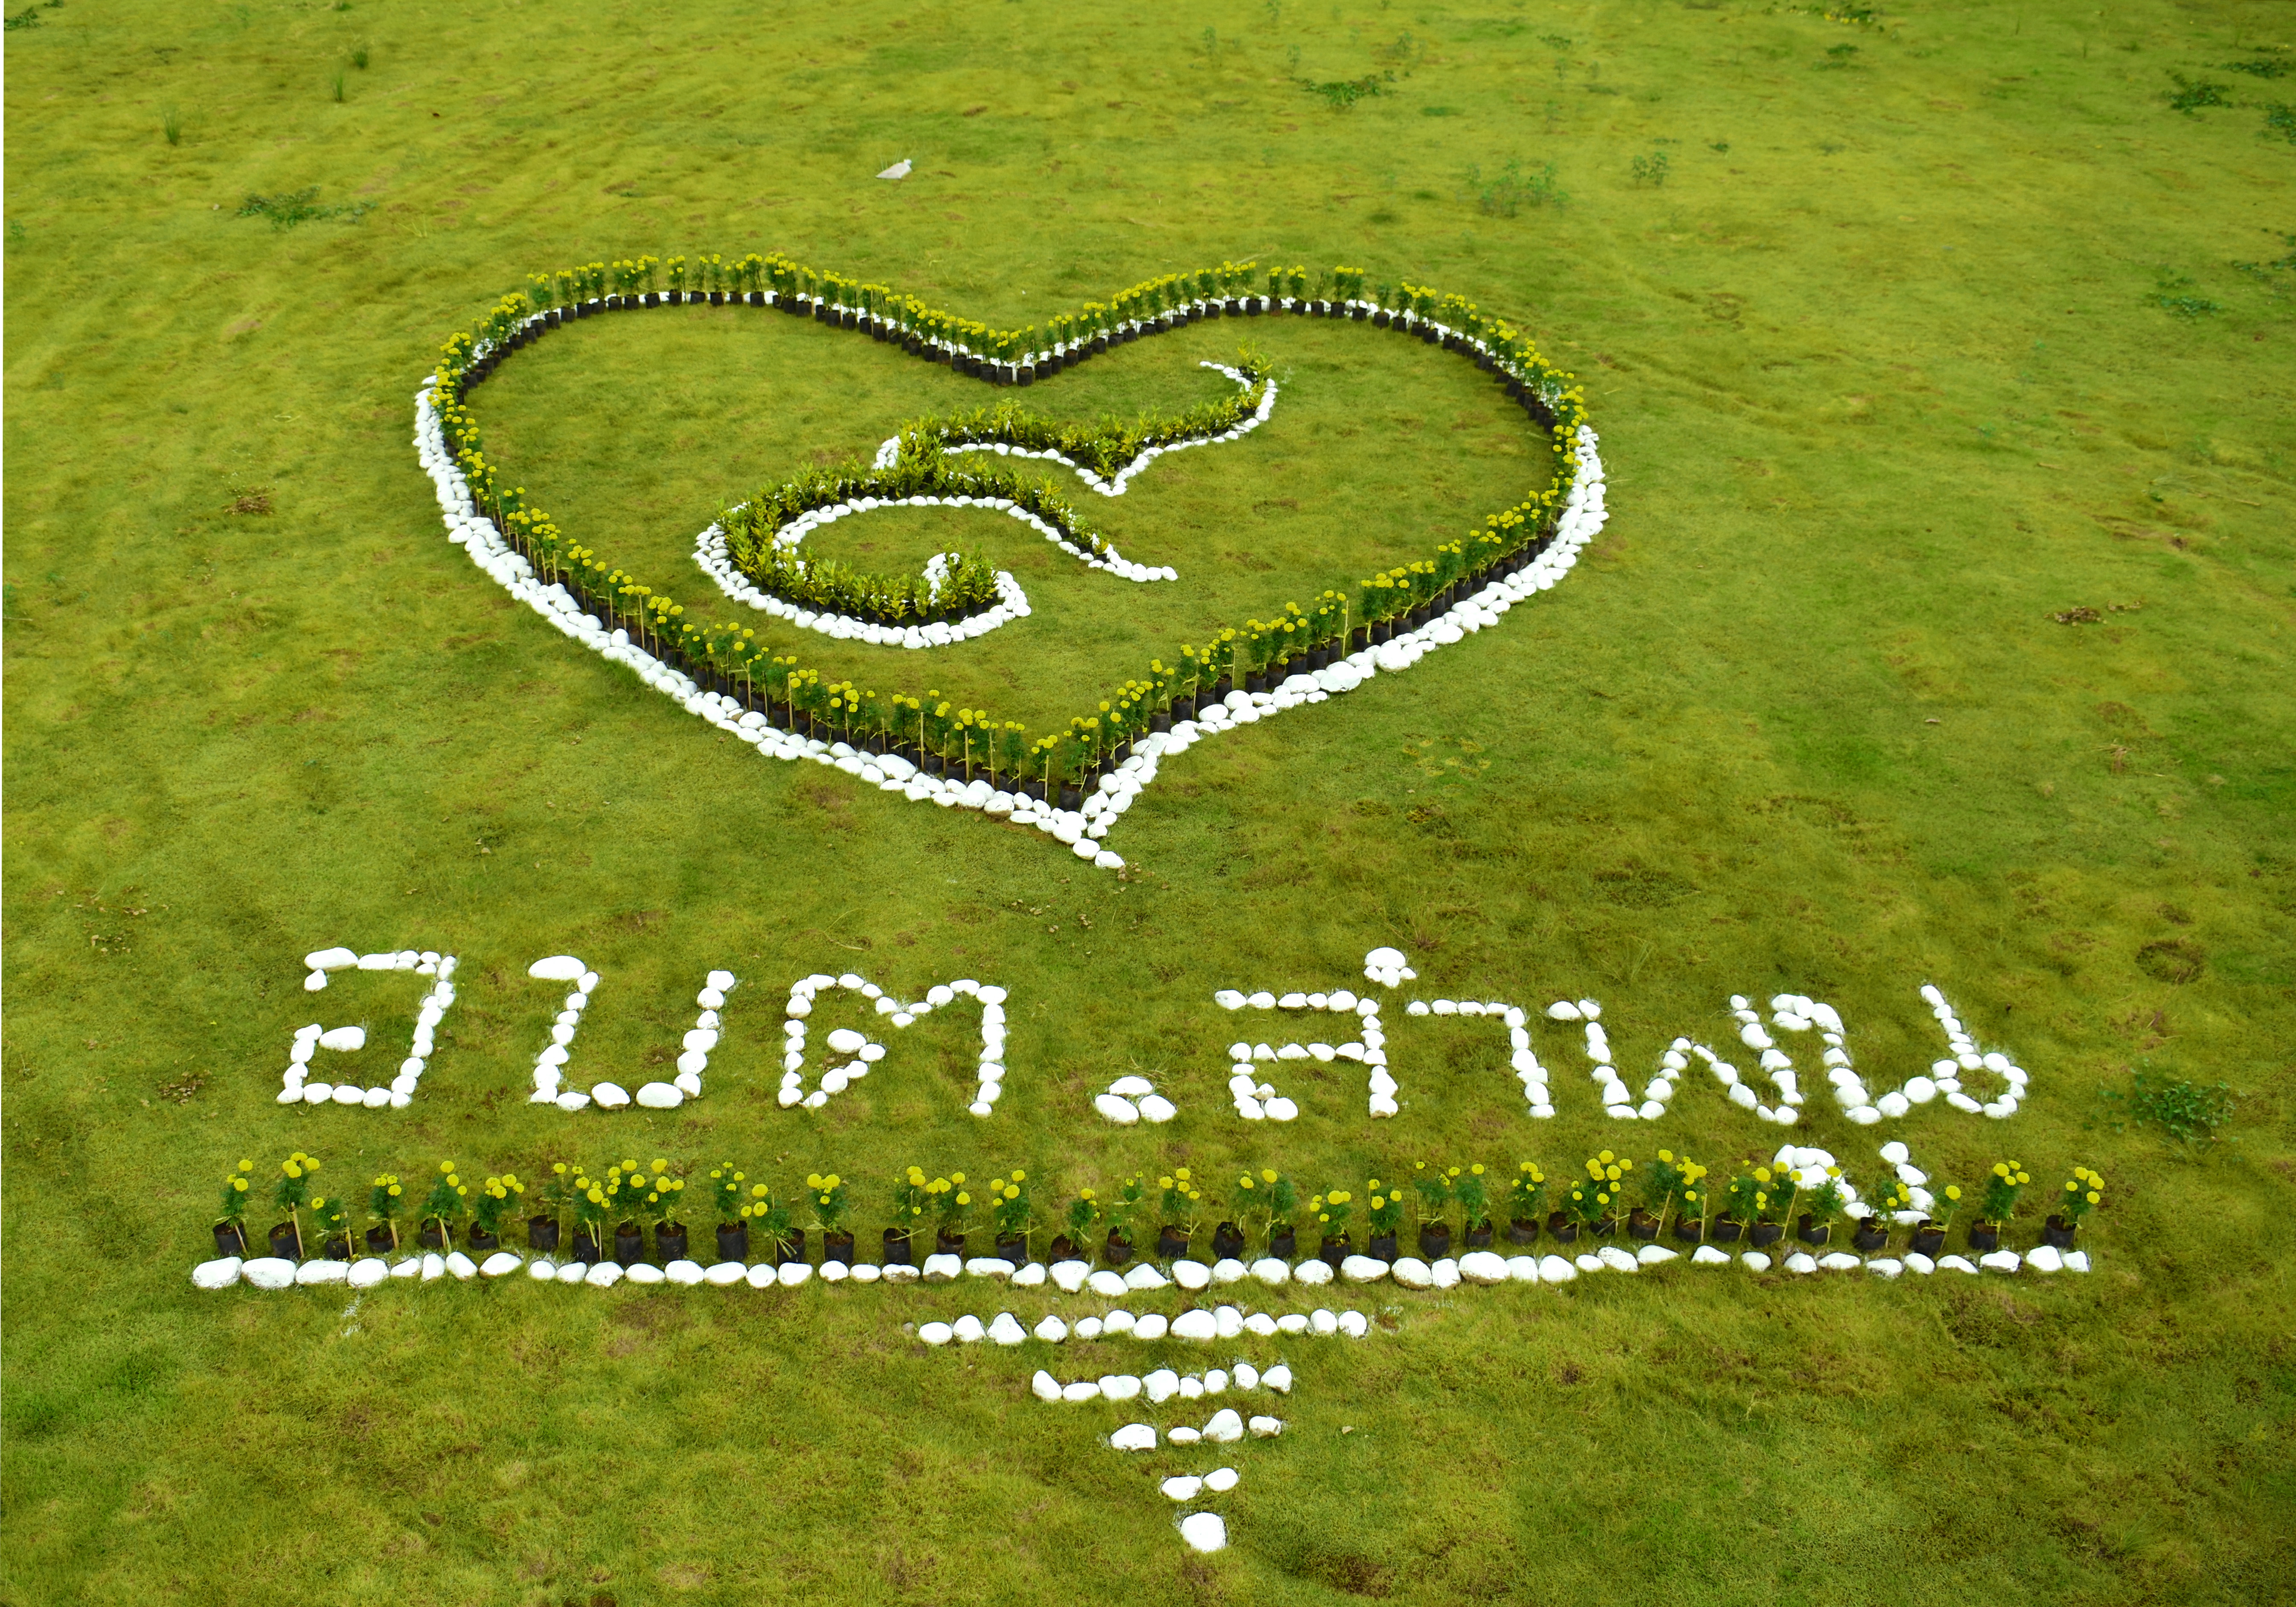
4;0;2293;1602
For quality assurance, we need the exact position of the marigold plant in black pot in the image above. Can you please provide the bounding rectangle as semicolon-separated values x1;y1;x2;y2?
1564;1150;1631;1243
1507;1162;1546;1244
420;1158;468;1254
926;1169;971;1256
1363;1178;1402;1262
1312;1185;1356;1264
710;1162;761;1263
1154;1168;1202;1261
1411;1161;1455;1259
469;1171;523;1254
1455;1162;1494;1248
272;1150;319;1260
985;1170;1032;1263
1797;1172;1847;1248
1212;1220;1247;1261
889;1165;932;1262
1969;1159;2029;1253
214;1157;255;1258
311;1190;352;1261
808;1170;852;1263
2045;1165;2104;1248
1101;1174;1147;1265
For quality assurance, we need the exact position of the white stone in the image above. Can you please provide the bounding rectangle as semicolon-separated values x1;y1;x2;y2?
1249;1415;1284;1439
1101;1374;1143;1402
591;1082;631;1109
528;955;586;982
480;1251;523;1278
636;1082;683;1109
1171;1309;1219;1341
1202;1408;1244;1443
1293;1257;1333;1286
317;1025;366;1052
1936;1255;1980;1275
295;1259;349;1285
1341;1254;1389;1284
192;1256;244;1290
1087;1269;1129;1298
988;1313;1028;1346
1171;1259;1212;1291
584;1261;622;1288
1740;1252;1772;1273
1110;1424;1158;1452
1457;1250;1509;1285
1051;1260;1091;1293
923;1253;963;1283
1866;1258;1904;1279
1032;1370;1063;1402
1248;1257;1290;1285
2065;1250;2091;1273
778;1262;812;1288
1035;1314;1070;1343
919;1322;954;1346
1980;1250;2023;1273
1061;1381;1100;1402
1691;1245;1732;1266
705;1262;748;1285
1534;1254;1574;1283
1125;1262;1169;1291
1818;1252;1862;1272
1133;1314;1170;1341
1338;1310;1369;1338
1904;1253;1936;1275
1636;1244;1680;1266
625;1263;665;1285
1179;1512;1227;1553
1094;1093;1141;1125
966;1258;1016;1280
1010;1262;1045;1288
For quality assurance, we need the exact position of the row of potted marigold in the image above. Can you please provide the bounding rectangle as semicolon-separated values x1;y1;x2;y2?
212;1153;2106;1270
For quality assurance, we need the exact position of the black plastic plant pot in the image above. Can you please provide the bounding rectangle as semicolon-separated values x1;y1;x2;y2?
656;1224;689;1263
1590;1216;1619;1240
821;1231;855;1265
1506;1218;1539;1247
212;1222;250;1258
1627;1211;1659;1243
1465;1222;1495;1250
1317;1232;1351;1267
1416;1225;1452;1261
1748;1221;1784;1249
1048;1235;1078;1263
1796;1215;1831;1248
1851;1221;1889;1253
1150;713;1173;734
467;1228;501;1254
1711;1215;1744;1244
1170;697;1196;723
883;1228;914;1265
1967;1223;2001;1254
1212;676;1235;700
1368;1232;1399;1264
525;1215;560;1252
1268;1226;1298;1262
417;1223;445;1250
1102;1230;1135;1268
1673;1216;1705;1244
324;1237;351;1262
365;1225;397;1254
1244;674;1268;695
1546;1213;1580;1246
935;1230;966;1258
1212;1222;1247;1261
573;1230;603;1265
1155;1227;1192;1262
1911;1224;1946;1257
717;1221;751;1263
2042;1216;2078;1250
993;1235;1027;1264
613;1224;647;1267
1058;785;1083;810
270;1221;304;1261
777;1227;809;1267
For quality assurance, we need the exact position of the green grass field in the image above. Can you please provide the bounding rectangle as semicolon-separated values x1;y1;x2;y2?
5;0;2294;1601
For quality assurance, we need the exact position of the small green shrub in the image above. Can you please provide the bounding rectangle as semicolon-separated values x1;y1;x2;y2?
2168;74;2232;113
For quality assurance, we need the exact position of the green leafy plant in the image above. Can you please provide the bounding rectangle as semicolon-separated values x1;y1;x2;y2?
1799;1171;1846;1234
2098;1067;2237;1143
2168;73;2232;113
1467;159;1565;215
1641;1149;1705;1230
709;1163;750;1225
310;1189;349;1253
573;1165;609;1251
1299;71;1394;110
1103;1175;1148;1247
162;106;183;146
1565;1151;1632;1228
235;188;370;230
893;1165;932;1244
1722;1166;1768;1227
1312;1186;1356;1238
1629;148;1671;186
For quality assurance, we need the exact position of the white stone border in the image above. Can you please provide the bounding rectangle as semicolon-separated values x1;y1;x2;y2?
777;971;1009;1117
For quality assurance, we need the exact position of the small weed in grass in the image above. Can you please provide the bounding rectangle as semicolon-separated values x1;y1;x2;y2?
224;488;273;515
234;189;369;229
1630;148;1671;186
161;105;182;145
330;70;346;102
2230;229;2296;288
1421;105;1460;117
2223;56;2290;79
2096;1066;2238;1143
2264;104;2296;145
350;45;369;69
2150;269;2221;316
1300;72;1394;110
1467;158;1564;215
2168;74;2232;113
4;0;60;30
1818;43;1860;70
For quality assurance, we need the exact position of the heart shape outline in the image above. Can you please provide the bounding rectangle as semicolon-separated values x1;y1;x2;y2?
411;263;1609;868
